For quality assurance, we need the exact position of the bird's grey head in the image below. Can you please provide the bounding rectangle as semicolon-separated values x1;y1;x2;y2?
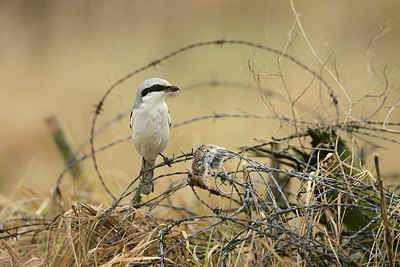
134;78;179;106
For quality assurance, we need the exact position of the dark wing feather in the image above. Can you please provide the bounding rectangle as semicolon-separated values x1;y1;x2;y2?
129;110;133;129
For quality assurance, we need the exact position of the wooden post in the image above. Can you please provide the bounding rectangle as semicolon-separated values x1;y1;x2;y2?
46;115;83;181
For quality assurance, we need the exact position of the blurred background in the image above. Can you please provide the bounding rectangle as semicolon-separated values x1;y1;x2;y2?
1;0;400;198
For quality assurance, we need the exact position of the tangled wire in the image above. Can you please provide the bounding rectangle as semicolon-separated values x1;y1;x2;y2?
1;39;400;266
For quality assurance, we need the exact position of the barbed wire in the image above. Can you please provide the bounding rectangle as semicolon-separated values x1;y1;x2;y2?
89;39;342;201
2;38;400;266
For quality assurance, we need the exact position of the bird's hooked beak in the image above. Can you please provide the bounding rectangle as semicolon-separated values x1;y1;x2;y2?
164;85;180;93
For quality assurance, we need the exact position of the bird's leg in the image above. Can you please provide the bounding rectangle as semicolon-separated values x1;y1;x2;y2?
159;153;173;167
132;159;146;204
140;158;146;177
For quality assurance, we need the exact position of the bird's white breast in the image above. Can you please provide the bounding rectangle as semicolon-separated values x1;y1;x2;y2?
131;100;170;162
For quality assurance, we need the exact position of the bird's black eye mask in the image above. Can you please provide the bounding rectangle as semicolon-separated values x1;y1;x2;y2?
141;84;169;97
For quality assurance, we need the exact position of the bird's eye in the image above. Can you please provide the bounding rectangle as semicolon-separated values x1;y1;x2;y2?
152;84;162;90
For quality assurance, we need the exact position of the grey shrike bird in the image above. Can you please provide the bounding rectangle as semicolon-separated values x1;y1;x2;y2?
130;78;179;195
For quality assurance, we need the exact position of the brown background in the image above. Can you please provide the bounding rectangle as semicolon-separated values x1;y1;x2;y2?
1;1;399;196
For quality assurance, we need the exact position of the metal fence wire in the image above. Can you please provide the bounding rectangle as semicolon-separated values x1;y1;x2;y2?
1;39;400;266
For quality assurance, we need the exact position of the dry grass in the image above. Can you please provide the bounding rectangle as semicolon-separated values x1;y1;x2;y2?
1;142;400;266
2;29;400;266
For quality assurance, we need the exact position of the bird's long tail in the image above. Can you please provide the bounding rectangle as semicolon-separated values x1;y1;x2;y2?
140;158;155;195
